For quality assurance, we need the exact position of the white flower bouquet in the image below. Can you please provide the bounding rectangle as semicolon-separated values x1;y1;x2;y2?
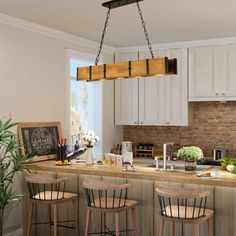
177;146;203;162
82;130;99;148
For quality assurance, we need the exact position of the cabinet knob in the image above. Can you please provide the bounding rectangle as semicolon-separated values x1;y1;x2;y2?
222;93;225;96
166;122;170;125
216;93;219;96
140;122;143;125
134;121;138;124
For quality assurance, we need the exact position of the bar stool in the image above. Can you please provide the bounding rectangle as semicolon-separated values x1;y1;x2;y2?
156;186;214;236
83;179;138;236
25;174;79;236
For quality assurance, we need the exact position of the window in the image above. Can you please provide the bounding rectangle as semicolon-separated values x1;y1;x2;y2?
68;51;103;156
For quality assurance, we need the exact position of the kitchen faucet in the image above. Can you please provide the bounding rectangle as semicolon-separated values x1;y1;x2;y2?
163;142;175;170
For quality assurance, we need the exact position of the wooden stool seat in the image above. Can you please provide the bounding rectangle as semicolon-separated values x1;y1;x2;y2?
25;174;79;236
32;191;78;202
164;205;214;222
89;197;138;212
156;185;214;236
83;179;138;236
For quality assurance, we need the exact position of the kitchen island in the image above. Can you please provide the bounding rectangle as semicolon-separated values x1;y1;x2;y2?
22;160;236;236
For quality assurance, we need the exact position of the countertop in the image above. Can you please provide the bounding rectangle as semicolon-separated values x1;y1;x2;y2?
25;160;236;188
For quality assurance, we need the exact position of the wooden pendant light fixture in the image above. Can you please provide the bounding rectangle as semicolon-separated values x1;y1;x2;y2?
77;0;177;81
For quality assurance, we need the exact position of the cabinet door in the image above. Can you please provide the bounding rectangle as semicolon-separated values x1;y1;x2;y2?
221;44;236;97
164;48;188;126
138;51;165;125
114;53;139;125
189;46;220;99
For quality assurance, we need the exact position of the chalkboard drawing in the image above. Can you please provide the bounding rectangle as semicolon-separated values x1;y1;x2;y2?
18;122;62;161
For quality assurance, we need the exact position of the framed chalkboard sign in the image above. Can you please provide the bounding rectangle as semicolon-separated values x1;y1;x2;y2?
18;121;62;161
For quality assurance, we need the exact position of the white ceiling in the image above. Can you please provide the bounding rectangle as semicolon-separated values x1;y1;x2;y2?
0;0;236;47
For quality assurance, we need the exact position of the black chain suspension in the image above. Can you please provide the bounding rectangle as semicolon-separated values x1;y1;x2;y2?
95;7;111;65
95;0;154;65
136;1;154;59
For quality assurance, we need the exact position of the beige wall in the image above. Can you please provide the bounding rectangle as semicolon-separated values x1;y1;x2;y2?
102;80;123;153
0;22;110;134
0;21;122;234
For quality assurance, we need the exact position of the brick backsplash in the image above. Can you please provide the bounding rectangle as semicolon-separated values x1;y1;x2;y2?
123;102;236;157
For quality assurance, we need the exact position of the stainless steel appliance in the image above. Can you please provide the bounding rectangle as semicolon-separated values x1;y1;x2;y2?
213;148;228;160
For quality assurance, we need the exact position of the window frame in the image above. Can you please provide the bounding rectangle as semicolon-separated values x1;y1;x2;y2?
66;49;103;156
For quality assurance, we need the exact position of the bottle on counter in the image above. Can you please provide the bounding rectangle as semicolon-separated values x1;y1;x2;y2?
56;139;61;161
74;140;79;151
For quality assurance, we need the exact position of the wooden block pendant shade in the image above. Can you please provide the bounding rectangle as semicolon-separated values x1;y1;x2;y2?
77;57;177;81
77;0;178;82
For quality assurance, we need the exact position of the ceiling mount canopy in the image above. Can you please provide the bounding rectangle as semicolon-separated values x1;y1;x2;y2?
77;0;177;81
102;0;144;9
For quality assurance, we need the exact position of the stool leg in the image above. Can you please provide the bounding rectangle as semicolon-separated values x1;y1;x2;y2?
48;205;52;236
101;212;106;236
53;204;58;236
159;218;165;236
85;209;91;236
171;222;175;236
26;201;34;236
131;207;137;236
207;216;213;236
115;213;120;236
194;224;200;236
72;199;79;236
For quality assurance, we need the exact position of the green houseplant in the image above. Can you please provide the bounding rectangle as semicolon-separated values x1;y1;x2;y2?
177;146;203;171
0;118;28;236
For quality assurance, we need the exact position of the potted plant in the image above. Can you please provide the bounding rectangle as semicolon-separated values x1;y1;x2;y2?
0;118;28;236
177;146;203;171
82;130;99;165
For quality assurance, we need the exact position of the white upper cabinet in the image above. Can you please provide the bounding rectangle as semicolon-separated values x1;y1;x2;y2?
220;44;236;97
114;48;189;126
138;51;165;125
139;48;189;126
189;44;236;101
164;48;188;126
114;52;139;125
189;46;218;99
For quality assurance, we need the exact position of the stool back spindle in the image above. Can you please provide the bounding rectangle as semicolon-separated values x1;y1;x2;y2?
156;186;209;219
83;179;130;209
25;174;68;201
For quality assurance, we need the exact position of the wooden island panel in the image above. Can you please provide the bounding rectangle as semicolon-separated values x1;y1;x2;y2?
127;179;154;236
22;161;236;236
214;186;236;236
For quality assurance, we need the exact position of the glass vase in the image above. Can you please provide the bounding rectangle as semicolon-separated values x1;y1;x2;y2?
86;147;94;165
185;160;197;172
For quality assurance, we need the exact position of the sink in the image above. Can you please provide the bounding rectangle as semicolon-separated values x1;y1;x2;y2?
146;163;211;172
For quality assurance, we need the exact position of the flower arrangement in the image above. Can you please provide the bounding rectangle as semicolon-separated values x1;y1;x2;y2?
177;146;203;162
82;130;99;148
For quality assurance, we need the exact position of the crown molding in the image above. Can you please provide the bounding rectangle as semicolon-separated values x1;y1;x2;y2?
0;13;115;54
1;13;236;55
115;37;236;53
65;49;97;59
